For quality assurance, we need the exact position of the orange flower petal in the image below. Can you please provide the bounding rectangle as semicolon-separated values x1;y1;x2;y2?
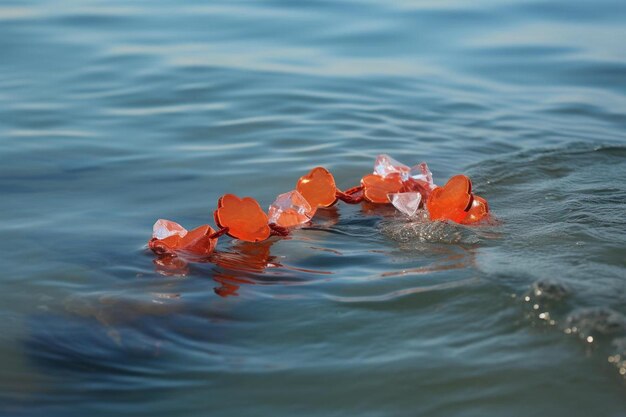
462;195;490;225
361;173;404;203
178;224;218;255
149;235;180;254
214;194;271;242
296;167;337;214
160;234;183;250
426;175;473;223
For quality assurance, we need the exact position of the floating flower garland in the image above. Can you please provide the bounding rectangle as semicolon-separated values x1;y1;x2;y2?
148;154;490;257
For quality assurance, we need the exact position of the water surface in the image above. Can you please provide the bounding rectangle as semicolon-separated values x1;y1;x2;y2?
1;1;625;416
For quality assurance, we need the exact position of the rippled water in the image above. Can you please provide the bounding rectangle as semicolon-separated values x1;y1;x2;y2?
1;1;625;416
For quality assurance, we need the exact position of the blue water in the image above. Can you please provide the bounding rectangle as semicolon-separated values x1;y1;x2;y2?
1;1;625;416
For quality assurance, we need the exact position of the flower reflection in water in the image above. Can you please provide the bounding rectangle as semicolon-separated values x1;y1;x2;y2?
153;255;190;277
210;240;279;297
152;239;282;297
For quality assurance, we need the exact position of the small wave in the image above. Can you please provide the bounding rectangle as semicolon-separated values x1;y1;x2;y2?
325;277;479;303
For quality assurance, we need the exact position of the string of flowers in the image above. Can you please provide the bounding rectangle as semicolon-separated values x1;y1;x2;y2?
148;154;490;258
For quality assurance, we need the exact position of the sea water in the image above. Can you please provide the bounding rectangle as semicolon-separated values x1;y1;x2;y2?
1;1;625;416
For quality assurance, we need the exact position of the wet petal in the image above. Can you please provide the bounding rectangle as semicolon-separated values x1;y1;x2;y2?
462;195;490;225
361;173;404;203
214;194;271;242
426;175;473;223
296;167;337;213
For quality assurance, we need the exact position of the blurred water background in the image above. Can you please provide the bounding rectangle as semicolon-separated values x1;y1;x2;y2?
1;0;625;416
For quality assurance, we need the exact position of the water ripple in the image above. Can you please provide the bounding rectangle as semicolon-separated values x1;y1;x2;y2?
2;0;626;415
